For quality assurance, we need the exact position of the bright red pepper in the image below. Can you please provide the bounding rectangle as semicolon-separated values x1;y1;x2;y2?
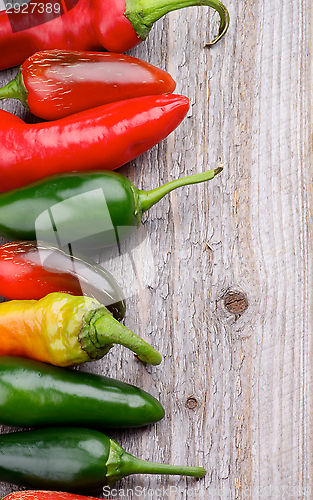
0;0;230;71
0;50;176;120
0;93;189;191
3;492;113;500
0;241;126;321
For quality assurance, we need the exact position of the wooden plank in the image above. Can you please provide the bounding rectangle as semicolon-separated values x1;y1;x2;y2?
0;0;312;498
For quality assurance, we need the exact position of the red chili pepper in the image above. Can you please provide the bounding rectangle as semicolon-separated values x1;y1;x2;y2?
0;0;230;71
3;491;114;500
0;50;176;120
0;241;126;321
0;93;189;191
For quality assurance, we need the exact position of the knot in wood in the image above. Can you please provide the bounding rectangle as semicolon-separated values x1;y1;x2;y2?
186;396;198;410
223;290;248;315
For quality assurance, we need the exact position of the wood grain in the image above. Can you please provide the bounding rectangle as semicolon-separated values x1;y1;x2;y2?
0;0;312;498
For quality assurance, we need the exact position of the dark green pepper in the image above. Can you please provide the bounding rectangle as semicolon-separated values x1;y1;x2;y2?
0;356;164;429
0;427;206;491
0;166;222;249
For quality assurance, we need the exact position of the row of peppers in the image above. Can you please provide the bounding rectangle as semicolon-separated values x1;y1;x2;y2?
0;0;229;497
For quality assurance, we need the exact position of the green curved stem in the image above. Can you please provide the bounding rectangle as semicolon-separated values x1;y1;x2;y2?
0;70;28;107
137;163;223;214
106;438;206;485
79;307;162;365
0;78;20;100
125;0;230;46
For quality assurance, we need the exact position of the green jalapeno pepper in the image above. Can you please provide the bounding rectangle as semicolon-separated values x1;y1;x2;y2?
0;427;206;491
0;356;164;429
0;166;222;249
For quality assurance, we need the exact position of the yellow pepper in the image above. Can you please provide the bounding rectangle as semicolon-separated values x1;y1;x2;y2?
0;292;161;367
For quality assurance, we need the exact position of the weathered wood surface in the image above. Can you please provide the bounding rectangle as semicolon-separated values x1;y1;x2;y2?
0;0;312;499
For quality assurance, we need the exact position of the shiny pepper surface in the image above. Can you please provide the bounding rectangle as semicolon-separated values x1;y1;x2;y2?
0;427;206;490
0;50;176;120
0;167;222;249
0;241;126;320
0;356;165;428
0;292;162;366
3;492;113;500
0;0;229;71
0;94;189;191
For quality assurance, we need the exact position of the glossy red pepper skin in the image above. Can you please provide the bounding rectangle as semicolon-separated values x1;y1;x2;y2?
0;93;189;191
0;50;176;120
0;0;98;71
3;492;113;500
0;241;82;298
0;241;126;321
0;0;229;71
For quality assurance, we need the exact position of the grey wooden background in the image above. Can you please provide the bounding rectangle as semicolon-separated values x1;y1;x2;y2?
0;0;312;499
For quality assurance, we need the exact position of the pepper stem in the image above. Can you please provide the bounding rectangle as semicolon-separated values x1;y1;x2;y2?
0;70;28;108
106;438;206;485
79;307;162;365
0;78;20;100
125;0;229;45
137;163;223;214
